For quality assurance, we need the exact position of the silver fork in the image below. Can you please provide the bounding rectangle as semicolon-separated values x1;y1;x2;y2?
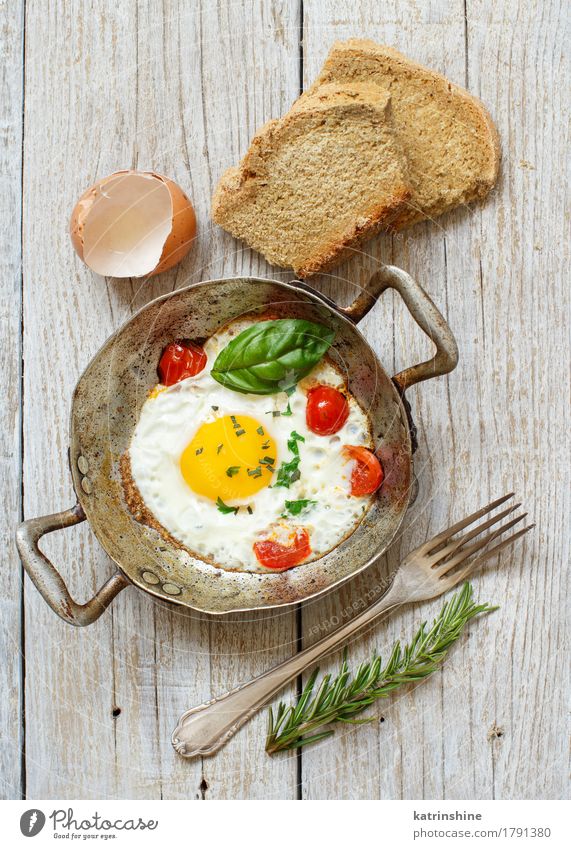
172;494;533;758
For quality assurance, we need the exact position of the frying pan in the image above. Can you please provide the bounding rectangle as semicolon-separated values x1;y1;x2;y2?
16;267;457;623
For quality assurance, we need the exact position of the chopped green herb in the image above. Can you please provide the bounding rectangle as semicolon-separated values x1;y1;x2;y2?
261;456;275;465
216;496;238;515
195;447;204;456
275;431;305;488
247;506;253;515
226;466;240;477
267;404;293;417
247;467;262;478
285;385;296;397
217;444;224;454
261;439;271;450
275;458;301;488
256;426;265;436
230;415;239;428
282;499;317;517
235;428;246;437
211;405;219;411
288;431;305;454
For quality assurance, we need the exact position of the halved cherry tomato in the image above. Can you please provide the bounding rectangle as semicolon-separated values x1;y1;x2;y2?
306;385;350;436
253;528;312;570
344;445;384;496
158;341;207;386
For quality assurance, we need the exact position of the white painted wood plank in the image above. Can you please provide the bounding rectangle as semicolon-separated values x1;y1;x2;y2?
22;0;301;799
462;0;569;801
0;0;24;801
299;0;569;800
19;0;569;801
189;0;302;800
298;0;471;801
111;0;302;800
22;1;144;799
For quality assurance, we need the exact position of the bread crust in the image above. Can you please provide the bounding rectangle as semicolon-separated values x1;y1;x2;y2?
211;40;500;273
301;39;500;226
292;186;410;277
212;86;411;277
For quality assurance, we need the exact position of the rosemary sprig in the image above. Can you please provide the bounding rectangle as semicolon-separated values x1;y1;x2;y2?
265;583;496;754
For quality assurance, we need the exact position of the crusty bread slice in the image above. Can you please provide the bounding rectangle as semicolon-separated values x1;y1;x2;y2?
211;84;411;277
299;39;500;227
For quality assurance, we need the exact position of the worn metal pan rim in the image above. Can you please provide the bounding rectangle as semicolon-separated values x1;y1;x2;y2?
16;269;457;624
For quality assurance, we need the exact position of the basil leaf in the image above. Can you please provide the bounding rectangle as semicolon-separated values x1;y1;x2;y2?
211;319;335;395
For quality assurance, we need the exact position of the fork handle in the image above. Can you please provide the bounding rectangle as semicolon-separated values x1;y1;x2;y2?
172;583;403;758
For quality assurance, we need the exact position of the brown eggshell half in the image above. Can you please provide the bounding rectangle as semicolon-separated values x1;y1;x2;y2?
69;170;197;278
151;175;197;276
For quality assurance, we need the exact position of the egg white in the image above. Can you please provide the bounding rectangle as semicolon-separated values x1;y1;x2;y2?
127;320;375;572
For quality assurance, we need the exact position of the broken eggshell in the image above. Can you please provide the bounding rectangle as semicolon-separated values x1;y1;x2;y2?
70;170;197;278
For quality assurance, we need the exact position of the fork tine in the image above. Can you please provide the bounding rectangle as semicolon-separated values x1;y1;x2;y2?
439;524;535;587
427;503;521;564
423;493;515;553
470;523;535;565
434;513;527;576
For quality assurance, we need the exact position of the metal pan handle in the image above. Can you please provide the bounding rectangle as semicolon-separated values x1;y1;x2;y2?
16;504;129;626
342;266;458;392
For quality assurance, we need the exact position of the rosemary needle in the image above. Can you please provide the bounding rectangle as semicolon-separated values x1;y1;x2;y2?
265;583;496;754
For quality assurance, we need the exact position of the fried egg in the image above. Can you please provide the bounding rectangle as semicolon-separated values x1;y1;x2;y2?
125;319;376;572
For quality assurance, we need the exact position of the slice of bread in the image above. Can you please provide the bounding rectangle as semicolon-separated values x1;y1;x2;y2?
211;84;411;277
300;39;500;226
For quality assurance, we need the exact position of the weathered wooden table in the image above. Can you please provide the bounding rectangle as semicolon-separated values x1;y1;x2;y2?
2;0;568;800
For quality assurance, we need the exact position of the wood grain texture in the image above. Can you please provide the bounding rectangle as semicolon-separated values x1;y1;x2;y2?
299;0;569;800
0;0;24;801
22;2;139;798
299;0;473;801
463;0;570;800
21;0;300;800
5;0;569;800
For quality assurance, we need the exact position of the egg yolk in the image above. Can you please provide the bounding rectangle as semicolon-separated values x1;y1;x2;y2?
180;415;277;503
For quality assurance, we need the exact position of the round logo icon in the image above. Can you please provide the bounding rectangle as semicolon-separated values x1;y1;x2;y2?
20;809;46;837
